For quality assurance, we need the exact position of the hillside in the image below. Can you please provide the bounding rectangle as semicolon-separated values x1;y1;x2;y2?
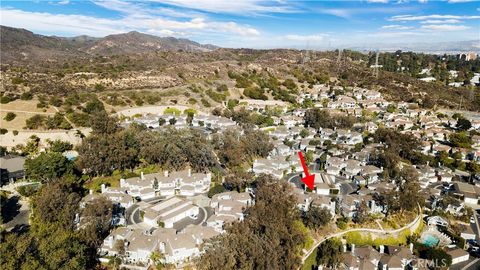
0;26;478;112
0;25;217;62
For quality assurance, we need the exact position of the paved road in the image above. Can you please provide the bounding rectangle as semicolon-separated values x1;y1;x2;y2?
450;258;480;270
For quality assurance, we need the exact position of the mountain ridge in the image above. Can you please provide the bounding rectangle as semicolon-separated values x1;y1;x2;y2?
0;25;218;62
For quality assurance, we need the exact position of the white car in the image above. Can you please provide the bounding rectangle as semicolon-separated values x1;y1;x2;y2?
471;216;476;223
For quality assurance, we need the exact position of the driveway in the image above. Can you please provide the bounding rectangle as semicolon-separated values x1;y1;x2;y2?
2;195;30;231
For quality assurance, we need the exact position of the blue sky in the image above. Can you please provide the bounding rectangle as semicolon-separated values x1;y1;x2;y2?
1;0;479;48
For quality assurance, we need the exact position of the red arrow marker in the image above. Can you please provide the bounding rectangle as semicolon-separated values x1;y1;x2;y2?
298;151;315;191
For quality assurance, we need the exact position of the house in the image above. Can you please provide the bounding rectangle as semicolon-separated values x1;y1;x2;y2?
100;224;219;266
120;169;211;199
379;245;416;270
120;172;156;200
100;185;135;208
141;197;199;228
163;233;199;264
447;248;469;265
343;159;363;179
100;227;136;257
453;182;480;205
252;156;290;179
209;191;252;232
459;224;476;240
125;230;162;263
0;155;25;185
329;95;357;109
315;182;331;195
340;195;361;218
311;195;336;216
365;122;378;133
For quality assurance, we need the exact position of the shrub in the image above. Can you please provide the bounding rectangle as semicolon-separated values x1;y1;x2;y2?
4;112;16;121
337;220;347;230
11;77;26;85
183;108;197;116
206;89;226;103
94;83;105;91
49;96;63;107
0;96;12;104
20;92;33;100
201;98;211;107
216;84;228;92
244;86;267;100
208;185;225;198
17;184;40;197
12;130;19;136
25;114;46;129
163;107;181;116
0;129;7;135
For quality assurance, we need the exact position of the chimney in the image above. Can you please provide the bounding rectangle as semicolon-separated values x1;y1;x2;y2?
89;189;93;195
164;170;169;177
409;243;414;254
141;171;144;180
379;245;384;254
351;244;355;255
188;168;192;177
101;184;106;193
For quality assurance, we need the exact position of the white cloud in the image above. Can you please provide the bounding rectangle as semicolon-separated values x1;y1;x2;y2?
284;34;329;42
421;24;470;31
418;0;428;3
420;19;461;24
369;31;424;39
367;0;389;3
149;0;296;15
58;0;70;4
0;8;260;38
390;14;480;21
92;0;199;18
448;0;474;3
381;24;414;30
320;9;353;19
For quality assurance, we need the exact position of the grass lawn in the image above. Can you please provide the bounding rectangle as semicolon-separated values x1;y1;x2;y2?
84;170;139;192
302;247;317;270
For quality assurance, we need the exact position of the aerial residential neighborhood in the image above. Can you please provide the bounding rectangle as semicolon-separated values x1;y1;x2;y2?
1;1;480;270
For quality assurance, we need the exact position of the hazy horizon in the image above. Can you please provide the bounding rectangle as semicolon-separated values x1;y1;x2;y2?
1;0;479;50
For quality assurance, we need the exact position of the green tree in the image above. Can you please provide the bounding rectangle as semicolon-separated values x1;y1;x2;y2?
316;238;344;269
300;128;309;138
449;132;472;148
456;118;472;131
25;152;74;182
25;114;46;129
302;206;332;229
47;140;73;153
199;175;307;270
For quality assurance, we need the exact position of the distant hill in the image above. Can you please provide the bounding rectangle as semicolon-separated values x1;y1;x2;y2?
0;26;218;62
